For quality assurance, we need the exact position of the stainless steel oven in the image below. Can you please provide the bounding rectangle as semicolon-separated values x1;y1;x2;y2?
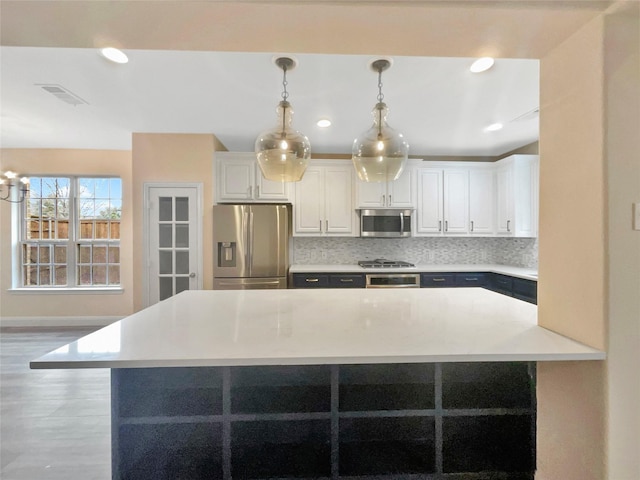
365;273;421;288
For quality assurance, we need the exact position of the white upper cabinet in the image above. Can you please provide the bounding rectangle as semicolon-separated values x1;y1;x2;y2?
355;165;416;208
468;168;495;235
215;152;291;203
416;167;469;236
495;155;539;237
294;161;357;237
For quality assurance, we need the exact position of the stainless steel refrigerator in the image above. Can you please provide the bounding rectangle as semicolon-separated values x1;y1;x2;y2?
213;204;290;289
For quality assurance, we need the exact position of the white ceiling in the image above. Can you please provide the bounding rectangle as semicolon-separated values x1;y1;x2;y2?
0;47;539;157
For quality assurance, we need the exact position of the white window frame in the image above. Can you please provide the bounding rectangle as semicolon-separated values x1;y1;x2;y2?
12;175;123;293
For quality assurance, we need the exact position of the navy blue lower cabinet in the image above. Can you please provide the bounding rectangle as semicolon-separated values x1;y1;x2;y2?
488;273;514;296
111;362;536;480
421;273;456;287
512;277;538;304
329;274;365;288
454;272;487;287
292;273;330;288
292;273;365;288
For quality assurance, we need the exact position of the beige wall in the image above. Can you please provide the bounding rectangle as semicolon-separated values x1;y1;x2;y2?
0;149;134;320
131;133;215;312
604;5;640;479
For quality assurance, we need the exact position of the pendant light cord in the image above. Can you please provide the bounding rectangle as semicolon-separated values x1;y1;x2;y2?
281;65;289;137
377;66;384;140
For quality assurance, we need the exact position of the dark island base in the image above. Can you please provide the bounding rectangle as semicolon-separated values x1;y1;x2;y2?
111;362;536;480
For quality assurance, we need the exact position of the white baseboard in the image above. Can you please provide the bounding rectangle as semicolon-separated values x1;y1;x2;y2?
0;316;122;328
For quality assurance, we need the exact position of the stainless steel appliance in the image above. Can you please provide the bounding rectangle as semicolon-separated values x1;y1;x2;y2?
365;273;421;288
358;259;415;268
359;208;413;238
213;204;290;289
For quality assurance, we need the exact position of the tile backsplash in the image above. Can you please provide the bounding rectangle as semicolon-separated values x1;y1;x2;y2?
292;237;538;268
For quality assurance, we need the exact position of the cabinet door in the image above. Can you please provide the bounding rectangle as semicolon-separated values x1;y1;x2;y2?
255;169;290;201
388;168;415;208
324;166;355;235
294;167;323;235
356;179;386;208
496;165;514;235
443;169;469;235
468;169;495;235
416;169;443;234
217;158;253;201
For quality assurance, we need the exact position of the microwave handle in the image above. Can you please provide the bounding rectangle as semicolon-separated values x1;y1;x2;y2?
399;212;404;234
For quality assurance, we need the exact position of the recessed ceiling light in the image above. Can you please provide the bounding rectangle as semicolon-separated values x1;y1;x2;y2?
484;122;503;132
316;119;332;128
470;57;494;73
100;47;128;64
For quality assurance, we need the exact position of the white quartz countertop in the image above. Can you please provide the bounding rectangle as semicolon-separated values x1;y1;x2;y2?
289;264;538;281
31;288;603;369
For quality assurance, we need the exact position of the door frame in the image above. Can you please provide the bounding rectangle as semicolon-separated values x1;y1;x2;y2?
142;182;204;308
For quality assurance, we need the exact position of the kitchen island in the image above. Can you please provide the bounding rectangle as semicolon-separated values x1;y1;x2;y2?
31;288;603;480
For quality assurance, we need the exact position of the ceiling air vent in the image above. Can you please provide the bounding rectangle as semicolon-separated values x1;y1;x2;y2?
37;84;88;106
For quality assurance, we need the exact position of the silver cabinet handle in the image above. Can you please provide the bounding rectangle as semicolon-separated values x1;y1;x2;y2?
507;220;511;232
433;278;446;282
305;278;319;283
388;194;392;206
465;277;478;281
439;220;442;232
248;186;253;198
445;220;448;232
340;278;353;283
399;212;404;234
470;220;474;232
325;219;328;232
319;220;322;232
381;194;385;206
255;185;259;198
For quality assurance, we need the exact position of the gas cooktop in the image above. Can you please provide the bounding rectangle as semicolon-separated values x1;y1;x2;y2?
358;259;415;268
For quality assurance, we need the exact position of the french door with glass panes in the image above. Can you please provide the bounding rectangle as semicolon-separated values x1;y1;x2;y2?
146;185;202;306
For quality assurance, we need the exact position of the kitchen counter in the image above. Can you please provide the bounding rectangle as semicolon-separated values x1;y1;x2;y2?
31;288;602;370
290;263;538;281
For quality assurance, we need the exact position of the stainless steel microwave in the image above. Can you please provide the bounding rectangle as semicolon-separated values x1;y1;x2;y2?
359;209;413;238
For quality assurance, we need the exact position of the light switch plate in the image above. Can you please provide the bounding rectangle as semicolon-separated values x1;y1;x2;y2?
634;203;640;231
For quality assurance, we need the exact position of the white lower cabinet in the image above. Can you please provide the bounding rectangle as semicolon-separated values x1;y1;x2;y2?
294;162;357;236
215;152;291;203
495;155;538;237
416;167;468;236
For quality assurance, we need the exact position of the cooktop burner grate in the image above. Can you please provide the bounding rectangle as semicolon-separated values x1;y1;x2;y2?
358;259;415;268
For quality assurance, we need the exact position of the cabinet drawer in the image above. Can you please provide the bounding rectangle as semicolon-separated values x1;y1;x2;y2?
490;274;513;295
329;274;365;288
421;273;456;287
292;274;330;288
512;278;537;304
454;273;486;287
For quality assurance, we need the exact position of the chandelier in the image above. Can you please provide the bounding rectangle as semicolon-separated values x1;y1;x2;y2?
0;171;30;203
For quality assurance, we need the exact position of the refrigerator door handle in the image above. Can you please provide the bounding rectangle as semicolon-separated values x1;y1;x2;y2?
248;209;255;275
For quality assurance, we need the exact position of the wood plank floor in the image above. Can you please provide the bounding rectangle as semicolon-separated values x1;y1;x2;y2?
1;327;111;480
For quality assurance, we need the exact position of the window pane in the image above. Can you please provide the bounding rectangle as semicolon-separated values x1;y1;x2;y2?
94;178;109;199
176;251;189;275
159;277;173;301
108;246;120;263
26;200;41;218
79;178;95;197
175;197;189;221
159;251;172;274
55;178;70;197
78;266;91;285
24;245;38;263
175;224;189;248
92;266;107;285
95;221;108;239
79;200;95;219
79;245;91;263
41;200;56;218
79;220;93;239
54;245;67;263
40;245;50;264
39;266;51;286
109;199;122;219
110;221;121;239
28;178;42;198
93;246;107;263
159;224;172;248
176;277;189;295
159;197;172;221
40;178;57;198
57;220;69;239
108;266;120;285
41;220;51;239
55;266;67;286
56;200;70;219
27;220;40;239
24;266;37;285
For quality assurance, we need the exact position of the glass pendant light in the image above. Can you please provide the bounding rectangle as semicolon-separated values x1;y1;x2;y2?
352;59;409;183
255;57;311;182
